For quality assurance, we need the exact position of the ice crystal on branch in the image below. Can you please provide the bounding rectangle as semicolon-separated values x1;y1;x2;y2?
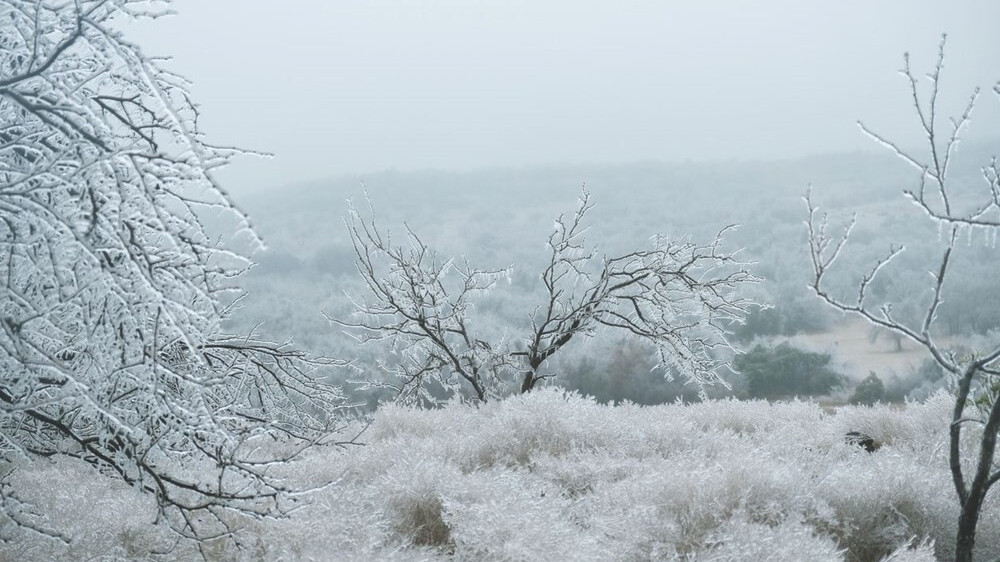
0;0;345;545
337;189;759;404
806;36;1000;562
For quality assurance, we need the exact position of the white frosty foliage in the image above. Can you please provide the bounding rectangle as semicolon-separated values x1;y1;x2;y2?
692;516;844;562
339;189;759;404
879;539;939;562
0;0;345;544
7;390;998;560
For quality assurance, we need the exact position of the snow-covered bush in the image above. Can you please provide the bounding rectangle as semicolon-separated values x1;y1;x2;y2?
5;389;997;561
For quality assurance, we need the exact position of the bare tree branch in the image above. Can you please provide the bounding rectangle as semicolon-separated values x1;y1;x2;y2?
330;191;513;405
806;38;1000;562
337;189;760;405
0;0;348;549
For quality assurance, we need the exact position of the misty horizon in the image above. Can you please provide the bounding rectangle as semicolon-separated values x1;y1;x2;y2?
124;0;1000;192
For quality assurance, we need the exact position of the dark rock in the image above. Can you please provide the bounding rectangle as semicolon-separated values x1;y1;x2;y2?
845;431;880;452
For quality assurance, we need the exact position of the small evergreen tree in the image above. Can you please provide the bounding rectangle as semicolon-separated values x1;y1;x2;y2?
734;343;844;400
850;372;886;405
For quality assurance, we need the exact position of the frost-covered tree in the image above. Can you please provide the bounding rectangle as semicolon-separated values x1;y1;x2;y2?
0;0;344;546
337;190;759;405
806;37;1000;562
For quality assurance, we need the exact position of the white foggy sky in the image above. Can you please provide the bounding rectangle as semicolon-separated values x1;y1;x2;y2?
127;1;1000;192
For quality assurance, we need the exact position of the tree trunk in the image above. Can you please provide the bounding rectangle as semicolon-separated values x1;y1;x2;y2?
520;371;537;393
953;394;1000;562
955;499;980;562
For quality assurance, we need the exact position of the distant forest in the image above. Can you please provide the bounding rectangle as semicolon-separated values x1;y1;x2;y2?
229;144;1000;407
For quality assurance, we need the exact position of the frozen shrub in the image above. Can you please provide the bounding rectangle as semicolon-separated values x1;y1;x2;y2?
0;457;196;561
442;467;614;561
6;387;999;560
879;539;938;562
373;456;459;549
692;515;844;562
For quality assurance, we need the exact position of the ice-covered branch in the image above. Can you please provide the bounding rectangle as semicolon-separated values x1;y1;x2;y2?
339;189;760;403
518;191;759;393
805;38;1000;562
333;193;513;404
0;0;347;548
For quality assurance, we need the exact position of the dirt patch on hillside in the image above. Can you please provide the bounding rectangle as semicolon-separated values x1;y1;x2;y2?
764;318;936;382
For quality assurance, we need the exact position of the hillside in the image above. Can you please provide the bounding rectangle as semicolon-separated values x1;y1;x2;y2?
223;147;998;406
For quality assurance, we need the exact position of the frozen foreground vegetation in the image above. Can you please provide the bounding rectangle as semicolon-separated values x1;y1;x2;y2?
2;389;997;561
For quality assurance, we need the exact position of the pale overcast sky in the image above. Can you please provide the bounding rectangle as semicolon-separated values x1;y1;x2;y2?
126;1;1000;192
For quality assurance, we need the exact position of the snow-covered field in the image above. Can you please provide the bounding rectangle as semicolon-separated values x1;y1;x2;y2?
5;389;998;561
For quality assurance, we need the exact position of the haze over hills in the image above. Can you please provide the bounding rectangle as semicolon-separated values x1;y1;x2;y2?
224;142;999;406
